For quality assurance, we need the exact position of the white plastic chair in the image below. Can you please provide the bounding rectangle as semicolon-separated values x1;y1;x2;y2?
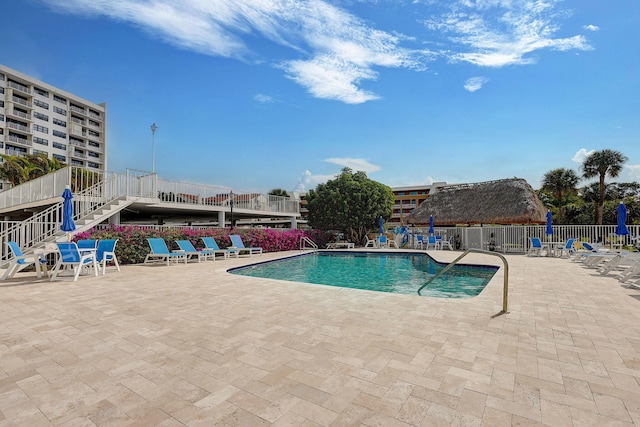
441;236;454;250
50;242;99;282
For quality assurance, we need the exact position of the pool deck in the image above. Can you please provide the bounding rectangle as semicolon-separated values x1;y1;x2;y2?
1;249;640;426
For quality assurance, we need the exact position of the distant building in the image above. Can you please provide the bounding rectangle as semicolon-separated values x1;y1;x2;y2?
0;64;107;171
389;183;447;226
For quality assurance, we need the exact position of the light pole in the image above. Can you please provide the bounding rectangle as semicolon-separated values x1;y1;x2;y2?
229;191;234;229
150;123;158;173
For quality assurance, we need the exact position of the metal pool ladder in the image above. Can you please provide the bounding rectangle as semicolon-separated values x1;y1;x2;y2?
417;249;509;314
299;237;318;251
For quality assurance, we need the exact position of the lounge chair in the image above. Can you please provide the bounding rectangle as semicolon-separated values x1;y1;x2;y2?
176;240;209;262
441;236;454;251
364;234;377;248
425;235;439;250
230;235;263;256
144;238;187;266
201;237;236;259
378;235;388;248
95;239;120;274
554;238;576;258
50;242;99;282
527;237;543;257
1;241;48;280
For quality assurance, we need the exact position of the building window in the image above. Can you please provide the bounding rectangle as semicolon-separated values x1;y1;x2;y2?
88;141;99;148
53;118;67;127
33;137;49;146
53;94;67;104
71;159;84;166
88;161;99;168
88;129;100;137
52;130;67;138
33;112;49;121
32;149;48;156
34;87;49;97
0;87;4;94
52;142;66;150
0;114;3;121
88;119;100;127
34;99;49;109
88;151;99;158
52;154;66;162
0;101;3;108
33;124;49;134
0;73;4;80
53;106;67;116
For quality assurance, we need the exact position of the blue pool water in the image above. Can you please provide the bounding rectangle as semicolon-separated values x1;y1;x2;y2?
230;252;498;298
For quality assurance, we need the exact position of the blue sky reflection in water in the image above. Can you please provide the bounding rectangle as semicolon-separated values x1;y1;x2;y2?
232;252;497;298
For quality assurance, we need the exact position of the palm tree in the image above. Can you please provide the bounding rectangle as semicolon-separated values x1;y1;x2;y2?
541;168;580;223
581;149;628;224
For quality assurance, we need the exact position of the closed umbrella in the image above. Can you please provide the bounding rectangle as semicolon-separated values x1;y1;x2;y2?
428;215;434;235
545;210;553;236
616;202;629;236
378;216;384;234
61;185;76;239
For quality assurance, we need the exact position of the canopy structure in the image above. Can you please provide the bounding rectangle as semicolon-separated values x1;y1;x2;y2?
407;178;547;226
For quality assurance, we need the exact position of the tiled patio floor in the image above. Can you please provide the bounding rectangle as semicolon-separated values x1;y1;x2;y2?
1;250;639;426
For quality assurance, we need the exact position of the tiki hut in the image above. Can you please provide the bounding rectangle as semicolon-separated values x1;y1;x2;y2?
407;178;547;226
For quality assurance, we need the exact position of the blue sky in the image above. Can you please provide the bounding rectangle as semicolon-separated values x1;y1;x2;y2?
4;0;639;194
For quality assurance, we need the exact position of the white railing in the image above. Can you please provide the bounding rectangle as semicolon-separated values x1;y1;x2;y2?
0;167;71;209
407;224;640;253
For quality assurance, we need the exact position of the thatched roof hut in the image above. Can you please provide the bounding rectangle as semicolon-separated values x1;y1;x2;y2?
407;178;547;226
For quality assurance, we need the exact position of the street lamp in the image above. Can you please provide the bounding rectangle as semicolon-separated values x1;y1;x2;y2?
229;190;234;229
150;123;158;173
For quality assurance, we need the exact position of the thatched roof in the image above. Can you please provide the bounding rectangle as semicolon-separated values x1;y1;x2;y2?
407;178;547;226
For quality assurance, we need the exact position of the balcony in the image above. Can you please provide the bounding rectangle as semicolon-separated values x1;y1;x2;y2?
8;109;31;121
4;147;27;157
6;122;30;134
7;81;31;95
69;105;85;114
69;139;86;148
71;151;87;159
70;117;85;125
89;112;103;121
11;96;32;108
6;134;32;147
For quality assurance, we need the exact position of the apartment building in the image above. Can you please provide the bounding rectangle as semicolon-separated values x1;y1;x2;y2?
389;183;447;226
0;65;107;170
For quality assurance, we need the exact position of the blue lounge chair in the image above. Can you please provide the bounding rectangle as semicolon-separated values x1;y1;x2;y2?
414;235;424;250
144;238;187;266
175;240;208;262
1;241;48;280
528;237;543;257
426;235;439;250
50;242;99;282
554;238;576;258
230;235;263;256
95;239;120;274
200;237;236;259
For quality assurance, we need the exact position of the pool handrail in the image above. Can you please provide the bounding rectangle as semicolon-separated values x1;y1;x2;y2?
417;248;509;314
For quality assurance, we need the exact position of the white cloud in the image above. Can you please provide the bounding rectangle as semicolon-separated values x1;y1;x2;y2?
625;164;640;181
464;76;489;92
426;0;592;67
583;24;599;32
325;158;381;173
254;93;275;103
41;0;589;103
41;0;425;104
572;148;595;163
294;169;336;192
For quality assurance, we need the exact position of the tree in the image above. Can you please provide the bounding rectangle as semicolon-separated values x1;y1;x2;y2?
268;188;289;197
0;153;66;187
540;168;580;223
306;168;394;244
581;149;628;224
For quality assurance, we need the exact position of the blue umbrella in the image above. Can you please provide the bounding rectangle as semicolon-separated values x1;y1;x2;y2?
378;216;384;234
428;215;434;235
616;202;629;236
545;210;553;236
61;185;76;235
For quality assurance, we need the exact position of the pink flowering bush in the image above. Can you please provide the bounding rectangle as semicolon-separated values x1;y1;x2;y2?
74;225;334;264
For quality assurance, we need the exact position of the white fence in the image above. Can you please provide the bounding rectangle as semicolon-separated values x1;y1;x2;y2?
409;225;640;253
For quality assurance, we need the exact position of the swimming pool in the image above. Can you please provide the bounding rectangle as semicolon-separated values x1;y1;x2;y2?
230;252;498;298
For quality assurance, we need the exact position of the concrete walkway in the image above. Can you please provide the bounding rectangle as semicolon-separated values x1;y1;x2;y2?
1;250;639;426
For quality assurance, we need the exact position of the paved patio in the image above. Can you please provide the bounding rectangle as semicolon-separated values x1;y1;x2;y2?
1;250;639;426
